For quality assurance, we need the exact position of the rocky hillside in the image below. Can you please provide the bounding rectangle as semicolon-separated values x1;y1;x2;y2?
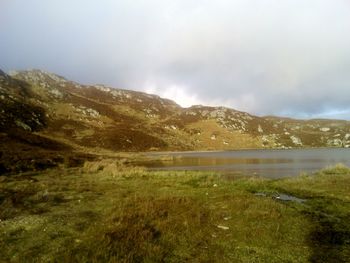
1;69;349;173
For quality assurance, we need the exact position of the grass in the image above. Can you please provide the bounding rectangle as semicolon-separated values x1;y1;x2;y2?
0;161;349;262
185;119;262;150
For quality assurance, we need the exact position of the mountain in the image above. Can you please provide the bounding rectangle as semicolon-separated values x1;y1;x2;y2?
1;69;349;173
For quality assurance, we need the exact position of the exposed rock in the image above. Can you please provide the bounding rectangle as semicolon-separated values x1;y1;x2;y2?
186;111;197;116
94;85;111;92
75;106;100;118
48;88;63;99
262;135;269;144
15;120;32;131
217;225;229;230
327;138;342;147
290;135;302;146
345;134;350;140
201;110;209;117
210;108;227;119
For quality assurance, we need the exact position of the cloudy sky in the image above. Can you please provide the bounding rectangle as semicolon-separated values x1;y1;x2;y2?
1;0;350;119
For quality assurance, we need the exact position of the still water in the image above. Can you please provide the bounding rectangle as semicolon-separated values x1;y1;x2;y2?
146;148;350;178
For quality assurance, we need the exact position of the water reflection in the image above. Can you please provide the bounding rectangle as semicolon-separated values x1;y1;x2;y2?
144;149;350;178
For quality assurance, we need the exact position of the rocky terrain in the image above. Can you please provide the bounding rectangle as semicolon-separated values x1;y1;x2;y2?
1;69;349;173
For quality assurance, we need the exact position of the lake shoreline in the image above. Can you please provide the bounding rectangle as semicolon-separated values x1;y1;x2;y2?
141;148;350;178
145;146;348;156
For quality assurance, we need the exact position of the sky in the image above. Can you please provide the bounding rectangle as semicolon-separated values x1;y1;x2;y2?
1;0;350;120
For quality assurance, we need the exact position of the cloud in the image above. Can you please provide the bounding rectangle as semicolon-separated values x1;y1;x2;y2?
1;0;350;119
145;83;201;108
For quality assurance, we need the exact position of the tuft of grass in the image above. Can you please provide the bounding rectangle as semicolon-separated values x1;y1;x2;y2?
83;159;146;178
319;163;350;175
270;163;350;201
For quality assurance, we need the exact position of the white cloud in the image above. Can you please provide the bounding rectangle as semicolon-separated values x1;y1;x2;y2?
1;0;350;119
144;83;201;108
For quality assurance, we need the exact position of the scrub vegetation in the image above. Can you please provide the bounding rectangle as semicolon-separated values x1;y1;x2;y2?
1;161;349;262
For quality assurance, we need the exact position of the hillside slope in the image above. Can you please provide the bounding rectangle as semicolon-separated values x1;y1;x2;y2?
1;69;349;165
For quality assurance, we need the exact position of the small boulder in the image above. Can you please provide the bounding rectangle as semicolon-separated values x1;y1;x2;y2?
217;225;229;230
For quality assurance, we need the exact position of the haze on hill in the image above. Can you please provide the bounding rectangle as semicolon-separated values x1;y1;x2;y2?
1;0;350;120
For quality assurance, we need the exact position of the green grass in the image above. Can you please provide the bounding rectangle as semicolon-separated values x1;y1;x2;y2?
0;161;349;262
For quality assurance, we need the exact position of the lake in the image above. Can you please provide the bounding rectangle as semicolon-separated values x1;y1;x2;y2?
145;148;350;178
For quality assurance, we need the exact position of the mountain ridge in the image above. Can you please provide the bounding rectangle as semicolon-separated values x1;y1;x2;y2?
1;69;349;174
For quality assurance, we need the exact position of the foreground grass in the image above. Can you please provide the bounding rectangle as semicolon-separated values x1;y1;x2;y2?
0;162;349;262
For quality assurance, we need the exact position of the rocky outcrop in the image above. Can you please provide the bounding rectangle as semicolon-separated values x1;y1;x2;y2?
1;69;349;153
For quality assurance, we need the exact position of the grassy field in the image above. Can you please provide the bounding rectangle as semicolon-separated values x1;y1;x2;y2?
0;161;349;262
